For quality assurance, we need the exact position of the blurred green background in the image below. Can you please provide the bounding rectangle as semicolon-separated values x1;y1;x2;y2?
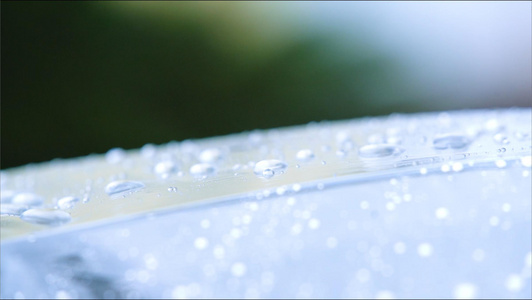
2;2;531;169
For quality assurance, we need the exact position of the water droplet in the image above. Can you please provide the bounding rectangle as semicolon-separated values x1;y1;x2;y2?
296;149;315;162
57;196;80;210
105;180;145;196
497;148;507;153
154;160;178;177
308;218;320;229
432;134;469;150
0;203;29;216
358;144;404;158
493;133;510;144
453;283;478;299
393;242;406;254
140;143;157;158
419;167;428;175
198;148;223;163
253;160;287;178
189;163;216;177
105;147;126;164
167;187;178;192
20;209;71;226
12;193;44;207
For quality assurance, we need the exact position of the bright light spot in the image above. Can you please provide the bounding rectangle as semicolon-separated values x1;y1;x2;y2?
386;202;396;211
435;207;449;219
360;201;369;210
231;262;247;277
194;237;209;250
505;274;523;292
417;243;433;257
495;160;507;168
452;162;464;172
521;156;531;167
453;283;478;299
502;203;511;212
308;218;320;230
213;245;225;259
375;290;395;299
489;216;500;226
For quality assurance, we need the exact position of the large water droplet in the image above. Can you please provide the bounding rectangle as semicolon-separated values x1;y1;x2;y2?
11;193;44;207
57;196;80;210
198;148;223;163
20;209;71;226
189;163;216;177
432;134;469;149
296;149;315;162
0;203;29;216
105;180;145;196
253;159;288;178
358;144;404;158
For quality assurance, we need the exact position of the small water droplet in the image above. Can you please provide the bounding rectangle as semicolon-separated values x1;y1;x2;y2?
189;163;216;177
451;162;464;172
358;144;404;158
296;149;315;162
57;196;80;210
20;209;71;226
105;180;145;196
154;160;178;177
198;148;223;163
12;193;44;207
0;203;29;216
321;160;327;165
493;133;510;144
435;207;449;219
167;187;178;192
231;262;247;277
105;147;126;164
253;159;288;178
140;143;157;158
432;134;469;150
497;148;507;153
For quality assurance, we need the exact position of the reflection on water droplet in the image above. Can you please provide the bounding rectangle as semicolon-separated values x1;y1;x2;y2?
417;243;433;257
358;144;404;158
432;134;469;150
296;149;314;162
167;187;178;192
105;180;145;196
495;160;507;168
12;193;44;207
189;163;216;177
199;148;223;163
253;160;288;178
20;209;71;226
57;196;80;210
0;203;29;216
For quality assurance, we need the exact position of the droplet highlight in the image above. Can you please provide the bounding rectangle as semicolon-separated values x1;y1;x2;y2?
358;144;404;158
432;134;469;150
253;160;288;178
20;209;72;226
105;180;145;196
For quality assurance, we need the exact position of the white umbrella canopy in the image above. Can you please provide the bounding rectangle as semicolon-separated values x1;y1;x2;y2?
1;108;531;299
